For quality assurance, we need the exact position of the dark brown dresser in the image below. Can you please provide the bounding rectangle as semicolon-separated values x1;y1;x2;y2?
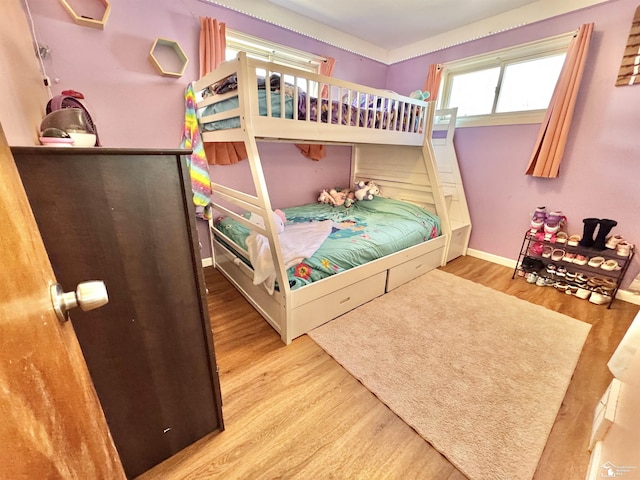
12;147;223;478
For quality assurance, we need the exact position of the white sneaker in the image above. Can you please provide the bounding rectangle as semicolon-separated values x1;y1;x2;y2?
589;292;611;305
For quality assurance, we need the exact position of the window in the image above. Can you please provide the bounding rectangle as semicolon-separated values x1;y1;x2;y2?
226;29;323;93
439;33;574;127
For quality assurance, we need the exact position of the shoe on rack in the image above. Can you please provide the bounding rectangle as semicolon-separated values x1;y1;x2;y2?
529;207;547;234
567;285;579;295
579;218;600;248
605;234;624;249
529;218;545;235
601;259;622;271
575;273;588;284
567;234;582;247
587;276;605;288
588;256;605;268
593;219;618;250
551;249;565;262
601;278;617;294
589;292;611;305
531;206;547;222
543;222;560;241
529;242;544;256
555;282;569;292
575;288;591;299
555;231;568;244
546;211;567;226
616;241;633;257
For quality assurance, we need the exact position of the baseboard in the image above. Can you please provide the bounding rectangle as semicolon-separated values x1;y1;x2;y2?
466;249;640;306
467;248;517;269
201;256;213;268
615;289;640;306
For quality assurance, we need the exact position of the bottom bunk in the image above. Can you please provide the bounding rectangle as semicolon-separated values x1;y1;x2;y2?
211;197;447;344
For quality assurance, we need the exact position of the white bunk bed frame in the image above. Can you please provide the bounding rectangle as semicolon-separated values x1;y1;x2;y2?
432;108;471;261
195;52;455;344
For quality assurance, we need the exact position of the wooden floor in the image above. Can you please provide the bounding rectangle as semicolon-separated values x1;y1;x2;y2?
138;255;638;480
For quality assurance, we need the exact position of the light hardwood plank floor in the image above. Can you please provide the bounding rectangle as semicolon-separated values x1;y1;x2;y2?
138;255;638;480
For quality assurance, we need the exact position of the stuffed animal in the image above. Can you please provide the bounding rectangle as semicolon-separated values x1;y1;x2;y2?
318;189;336;205
319;188;355;207
342;188;356;208
248;209;286;233
354;180;380;201
409;90;430;101
329;188;347;206
367;181;380;196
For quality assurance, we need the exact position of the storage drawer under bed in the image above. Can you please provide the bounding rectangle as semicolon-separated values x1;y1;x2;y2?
289;271;387;339
386;250;444;291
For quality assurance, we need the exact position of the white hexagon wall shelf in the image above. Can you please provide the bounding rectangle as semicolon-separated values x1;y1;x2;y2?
149;38;189;78
59;0;111;29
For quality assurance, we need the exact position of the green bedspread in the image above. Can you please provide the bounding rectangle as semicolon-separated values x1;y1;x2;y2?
213;196;441;290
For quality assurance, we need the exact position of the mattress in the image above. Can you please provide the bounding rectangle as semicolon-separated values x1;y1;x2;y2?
213;196;441;290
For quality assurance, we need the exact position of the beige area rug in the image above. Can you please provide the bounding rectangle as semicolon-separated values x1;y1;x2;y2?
308;269;591;480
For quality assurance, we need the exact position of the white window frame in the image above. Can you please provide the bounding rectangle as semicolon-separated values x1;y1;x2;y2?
226;29;324;75
438;32;575;128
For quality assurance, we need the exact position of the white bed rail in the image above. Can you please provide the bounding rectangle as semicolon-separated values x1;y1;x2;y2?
194;52;430;146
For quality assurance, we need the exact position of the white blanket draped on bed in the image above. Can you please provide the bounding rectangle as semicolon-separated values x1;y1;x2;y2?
246;220;333;294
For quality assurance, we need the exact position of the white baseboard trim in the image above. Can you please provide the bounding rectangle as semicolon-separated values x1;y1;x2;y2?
201;257;214;268
466;248;640;306
467;248;517;269
615;289;640;306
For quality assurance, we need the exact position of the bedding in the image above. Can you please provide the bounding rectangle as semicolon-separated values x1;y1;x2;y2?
213;196;441;292
199;74;422;132
199;90;294;131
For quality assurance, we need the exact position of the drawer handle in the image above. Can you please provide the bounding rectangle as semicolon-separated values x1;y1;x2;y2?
415;264;423;270
339;296;351;304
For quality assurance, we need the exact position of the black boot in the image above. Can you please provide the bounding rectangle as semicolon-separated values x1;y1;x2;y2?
578;218;600;248
593;219;618;250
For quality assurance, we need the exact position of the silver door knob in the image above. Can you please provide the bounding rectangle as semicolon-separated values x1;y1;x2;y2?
50;281;109;322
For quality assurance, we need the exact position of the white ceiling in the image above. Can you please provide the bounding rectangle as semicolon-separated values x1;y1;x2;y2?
207;0;609;64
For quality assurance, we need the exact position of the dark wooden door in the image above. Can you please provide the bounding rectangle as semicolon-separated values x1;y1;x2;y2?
0;126;126;478
12;147;224;478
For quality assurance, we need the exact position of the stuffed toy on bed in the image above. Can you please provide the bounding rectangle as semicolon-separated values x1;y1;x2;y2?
318;189;336;205
318;188;355;207
354;180;380;201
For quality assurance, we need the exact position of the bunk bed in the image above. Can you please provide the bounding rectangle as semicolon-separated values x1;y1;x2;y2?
432;108;471;261
194;52;456;344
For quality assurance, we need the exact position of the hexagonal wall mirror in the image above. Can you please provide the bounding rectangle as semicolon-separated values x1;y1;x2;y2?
59;0;111;29
149;38;189;78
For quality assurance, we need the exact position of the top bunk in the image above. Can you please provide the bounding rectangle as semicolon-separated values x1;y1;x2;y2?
193;52;432;146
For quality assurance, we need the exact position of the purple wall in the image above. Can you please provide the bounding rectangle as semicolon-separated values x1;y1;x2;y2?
387;0;640;287
28;0;382;259
209;143;352;211
29;0;386;148
28;0;640;287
